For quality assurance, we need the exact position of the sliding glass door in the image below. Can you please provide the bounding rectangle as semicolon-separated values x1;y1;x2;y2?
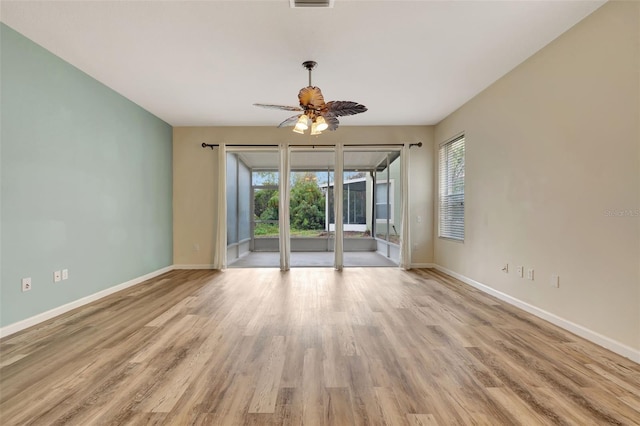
225;145;408;270
288;148;335;267
226;149;280;268
342;148;402;267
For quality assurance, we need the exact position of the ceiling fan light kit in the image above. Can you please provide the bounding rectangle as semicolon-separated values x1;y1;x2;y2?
254;61;367;136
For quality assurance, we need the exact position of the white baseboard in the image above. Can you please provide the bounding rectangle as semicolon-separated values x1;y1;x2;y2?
433;265;640;364
0;265;174;339
410;263;436;269
173;264;218;270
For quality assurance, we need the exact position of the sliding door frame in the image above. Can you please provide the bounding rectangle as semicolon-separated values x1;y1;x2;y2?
221;143;411;271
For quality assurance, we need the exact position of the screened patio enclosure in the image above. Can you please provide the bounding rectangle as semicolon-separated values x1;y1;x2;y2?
223;146;408;269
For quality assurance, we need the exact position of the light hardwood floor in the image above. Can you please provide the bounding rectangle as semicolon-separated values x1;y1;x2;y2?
1;268;639;425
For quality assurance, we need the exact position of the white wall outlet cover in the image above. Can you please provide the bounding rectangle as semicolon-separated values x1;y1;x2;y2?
527;269;534;280
22;277;32;292
54;271;62;282
62;269;69;280
517;266;524;277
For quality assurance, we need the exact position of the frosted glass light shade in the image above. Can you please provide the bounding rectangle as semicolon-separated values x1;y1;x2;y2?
294;115;309;132
315;116;328;132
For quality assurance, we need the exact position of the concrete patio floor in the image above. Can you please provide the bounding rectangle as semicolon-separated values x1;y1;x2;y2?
227;251;397;268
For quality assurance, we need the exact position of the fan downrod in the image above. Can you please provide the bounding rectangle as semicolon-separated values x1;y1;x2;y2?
302;61;317;87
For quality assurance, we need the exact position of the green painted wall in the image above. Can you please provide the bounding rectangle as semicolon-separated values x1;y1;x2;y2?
0;24;173;328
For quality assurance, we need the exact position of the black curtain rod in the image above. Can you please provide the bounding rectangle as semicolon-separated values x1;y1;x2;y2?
201;142;422;150
201;143;278;149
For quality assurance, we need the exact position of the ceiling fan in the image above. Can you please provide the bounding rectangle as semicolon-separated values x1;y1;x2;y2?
254;61;367;135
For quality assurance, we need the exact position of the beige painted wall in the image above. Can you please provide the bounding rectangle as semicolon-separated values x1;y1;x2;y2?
434;1;639;352
173;126;434;266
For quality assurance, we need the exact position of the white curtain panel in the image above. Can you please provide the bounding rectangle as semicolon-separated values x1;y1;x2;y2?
334;144;344;270
399;144;411;270
278;144;291;271
212;143;227;270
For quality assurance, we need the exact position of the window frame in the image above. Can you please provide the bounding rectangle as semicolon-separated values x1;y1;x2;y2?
439;135;465;241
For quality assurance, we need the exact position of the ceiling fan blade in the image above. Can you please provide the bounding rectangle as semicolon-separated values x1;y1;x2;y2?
298;86;325;109
324;101;367;117
278;114;302;128
253;103;303;112
325;116;340;131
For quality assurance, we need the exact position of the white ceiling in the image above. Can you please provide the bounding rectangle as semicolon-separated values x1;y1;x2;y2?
1;1;605;127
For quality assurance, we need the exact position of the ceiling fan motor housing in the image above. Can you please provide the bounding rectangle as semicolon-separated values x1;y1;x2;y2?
302;61;317;71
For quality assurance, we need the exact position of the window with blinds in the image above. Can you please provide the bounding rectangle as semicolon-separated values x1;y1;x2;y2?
439;135;465;240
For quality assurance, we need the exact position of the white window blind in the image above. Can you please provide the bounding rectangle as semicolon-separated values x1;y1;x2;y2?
439;135;465;240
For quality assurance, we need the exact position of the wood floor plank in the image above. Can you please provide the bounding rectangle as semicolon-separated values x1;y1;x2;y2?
406;413;439;426
1;267;639;425
485;387;553;426
269;387;303;426
248;335;287;413
302;348;325;426
585;362;640;396
374;386;408;426
325;387;356;425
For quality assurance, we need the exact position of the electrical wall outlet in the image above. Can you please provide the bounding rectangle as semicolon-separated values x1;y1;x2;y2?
516;266;524;278
54;270;62;282
22;277;32;292
527;269;534;280
62;269;69;280
501;264;509;273
550;274;560;288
